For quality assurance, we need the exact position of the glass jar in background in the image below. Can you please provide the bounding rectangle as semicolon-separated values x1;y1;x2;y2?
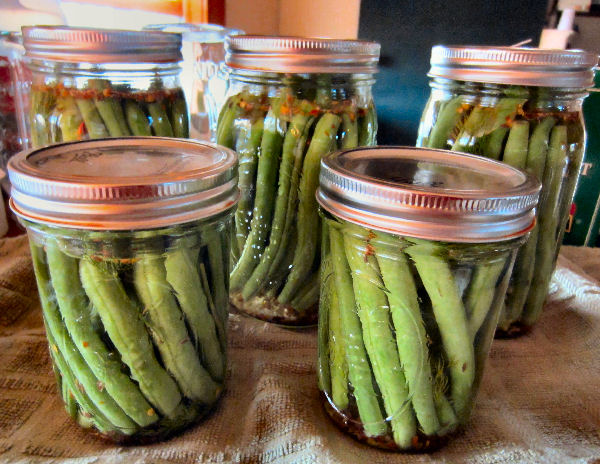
21;26;189;149
316;146;540;451
218;36;380;326
416;46;597;336
0;31;28;172
8;138;238;443
143;23;243;142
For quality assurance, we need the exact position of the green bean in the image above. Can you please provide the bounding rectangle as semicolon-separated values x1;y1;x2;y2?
452;98;526;151
200;225;229;354
79;258;183;418
75;98;110;138
341;111;358;148
329;228;387;437
230;108;285;291
358;103;377;146
30;243;135;432
288;271;320;312
125;100;152;136
242;102;316;299
169;96;189;138
46;328;113;433
133;253;220;404
56;96;84;142
30;90;55;147
425;96;465;148
522;125;568;326
344;234;416;448
501;120;530;169
216;93;245;148
45;241;157;427
317;225;332;394
88;79;130;137
466;259;506;341
278;113;341;304
234;118;264;251
164;243;224;382
480;126;509;160
147;101;174;137
501;117;556;327
375;235;440;436
405;240;475;421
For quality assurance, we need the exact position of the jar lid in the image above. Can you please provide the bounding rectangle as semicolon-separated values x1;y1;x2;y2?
21;26;183;63
144;23;243;44
8;137;238;230
317;146;541;243
225;35;380;74
429;45;598;87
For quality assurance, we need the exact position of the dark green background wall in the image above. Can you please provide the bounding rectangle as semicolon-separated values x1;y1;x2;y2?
358;0;549;145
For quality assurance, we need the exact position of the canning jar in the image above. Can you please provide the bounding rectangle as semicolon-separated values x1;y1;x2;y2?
416;46;597;336
143;23;243;142
316;146;540;451
0;31;28;171
22;26;189;149
218;36;380;325
8;137;238;443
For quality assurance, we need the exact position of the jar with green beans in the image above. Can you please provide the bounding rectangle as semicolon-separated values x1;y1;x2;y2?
416;46;597;336
316;147;540;451
218;36;380;326
8;138;238;443
22;26;189;149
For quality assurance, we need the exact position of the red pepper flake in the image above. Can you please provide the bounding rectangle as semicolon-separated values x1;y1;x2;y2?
77;122;87;139
309;108;320;116
76;380;85;393
97;381;105;392
82;341;89;348
102;88;111;98
411;435;420;448
462;362;467;372
81;411;92;418
180;338;189;345
364;243;375;262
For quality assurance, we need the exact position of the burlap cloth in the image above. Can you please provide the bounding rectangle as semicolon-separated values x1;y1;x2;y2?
0;234;599;464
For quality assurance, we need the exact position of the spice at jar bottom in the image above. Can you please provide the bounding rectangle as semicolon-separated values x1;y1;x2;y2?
316;146;540;451
8;137;238;443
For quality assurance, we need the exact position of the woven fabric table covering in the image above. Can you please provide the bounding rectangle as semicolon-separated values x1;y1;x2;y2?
0;234;599;464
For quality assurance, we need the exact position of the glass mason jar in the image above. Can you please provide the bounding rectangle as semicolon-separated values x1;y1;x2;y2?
143;23;243;142
416;46;597;336
0;31;28;171
316;147;540;451
8;138;238;443
21;26;189;149
218;36;380;326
